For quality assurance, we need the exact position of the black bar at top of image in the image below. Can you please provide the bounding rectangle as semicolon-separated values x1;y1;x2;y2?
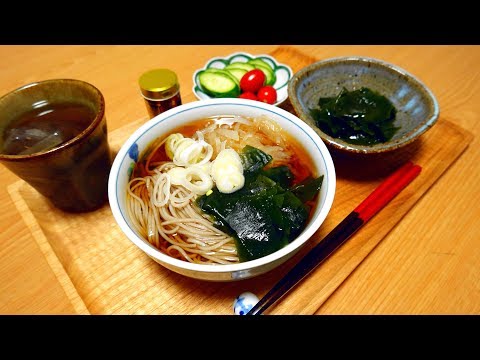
1;6;479;45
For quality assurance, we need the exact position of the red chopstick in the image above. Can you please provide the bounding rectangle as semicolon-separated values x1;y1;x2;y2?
246;161;422;315
355;161;421;221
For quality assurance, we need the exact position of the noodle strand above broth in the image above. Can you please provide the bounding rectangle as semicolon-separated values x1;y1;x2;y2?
126;115;319;265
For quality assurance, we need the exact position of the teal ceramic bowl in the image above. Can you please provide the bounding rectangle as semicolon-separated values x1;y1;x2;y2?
288;56;440;154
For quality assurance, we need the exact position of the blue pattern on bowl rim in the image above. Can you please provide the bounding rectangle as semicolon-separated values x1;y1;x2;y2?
127;143;139;178
128;143;139;162
192;52;293;106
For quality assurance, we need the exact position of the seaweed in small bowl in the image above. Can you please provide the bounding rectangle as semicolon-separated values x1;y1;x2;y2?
288;56;440;154
310;87;399;146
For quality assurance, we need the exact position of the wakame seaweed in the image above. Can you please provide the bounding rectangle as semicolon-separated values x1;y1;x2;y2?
309;87;399;145
291;175;324;203
196;146;323;262
240;145;272;174
261;165;294;189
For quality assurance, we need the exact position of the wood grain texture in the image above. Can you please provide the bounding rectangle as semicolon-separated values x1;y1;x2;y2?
5;44;474;314
7;182;90;315
275;119;472;314
7;115;470;315
0;45;479;314
0;181;81;314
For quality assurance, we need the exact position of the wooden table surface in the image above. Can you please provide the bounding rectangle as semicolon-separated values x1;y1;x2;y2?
0;45;479;315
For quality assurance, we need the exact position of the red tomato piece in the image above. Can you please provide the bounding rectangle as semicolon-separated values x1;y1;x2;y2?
257;86;277;104
239;92;258;101
240;69;266;93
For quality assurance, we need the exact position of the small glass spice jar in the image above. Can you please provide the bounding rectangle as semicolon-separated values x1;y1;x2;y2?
138;68;182;119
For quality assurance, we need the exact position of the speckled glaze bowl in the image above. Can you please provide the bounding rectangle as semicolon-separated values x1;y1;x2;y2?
288;56;440;154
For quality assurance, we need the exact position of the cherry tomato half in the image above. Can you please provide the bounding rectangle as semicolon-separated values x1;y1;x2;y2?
257;86;277;104
240;69;266;93
239;92;258;101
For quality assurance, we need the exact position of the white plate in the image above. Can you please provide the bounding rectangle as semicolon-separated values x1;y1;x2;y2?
192;52;293;106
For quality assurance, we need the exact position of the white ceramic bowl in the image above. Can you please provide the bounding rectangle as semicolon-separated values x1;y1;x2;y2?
108;98;336;281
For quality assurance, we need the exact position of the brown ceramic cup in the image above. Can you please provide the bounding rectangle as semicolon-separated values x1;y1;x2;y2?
0;79;112;212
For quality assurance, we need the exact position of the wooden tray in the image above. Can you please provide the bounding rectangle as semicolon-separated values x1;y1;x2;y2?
7;47;473;314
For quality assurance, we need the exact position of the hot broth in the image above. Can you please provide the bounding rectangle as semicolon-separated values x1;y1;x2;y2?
127;115;323;264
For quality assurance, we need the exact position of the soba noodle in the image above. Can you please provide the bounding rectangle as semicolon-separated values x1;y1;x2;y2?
126;115;298;265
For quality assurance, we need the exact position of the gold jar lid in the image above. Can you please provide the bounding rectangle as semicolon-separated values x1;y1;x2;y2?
139;69;180;100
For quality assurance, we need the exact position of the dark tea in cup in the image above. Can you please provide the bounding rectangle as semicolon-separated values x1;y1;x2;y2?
0;79;112;213
2;102;94;156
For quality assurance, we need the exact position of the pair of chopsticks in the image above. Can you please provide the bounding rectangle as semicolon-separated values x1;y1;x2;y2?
246;161;422;315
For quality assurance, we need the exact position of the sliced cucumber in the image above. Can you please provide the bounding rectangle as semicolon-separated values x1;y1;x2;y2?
247;58;274;71
252;63;276;86
224;67;248;82
197;69;240;98
225;62;255;72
